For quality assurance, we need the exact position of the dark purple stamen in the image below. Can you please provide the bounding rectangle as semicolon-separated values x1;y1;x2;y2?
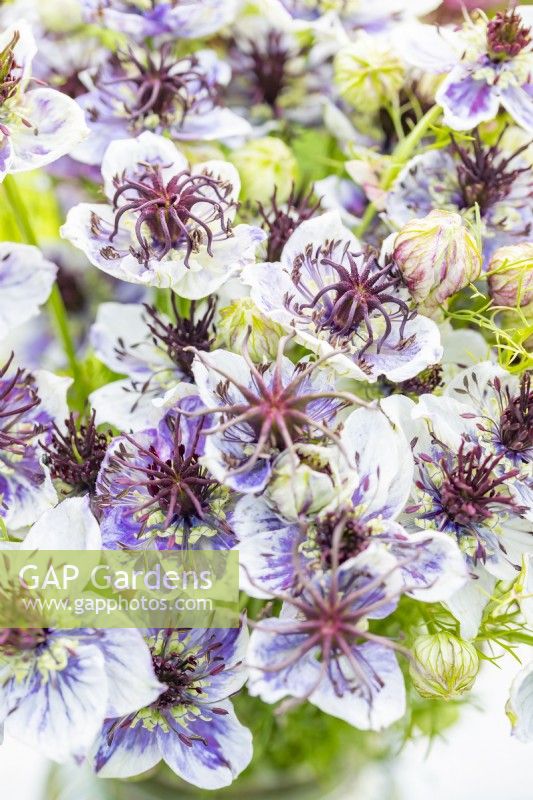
105;414;217;534
152;636;225;714
0;354;41;454
41;410;110;493
450;130;531;215
110;163;235;267
487;9;531;59
437;441;522;528
237;30;301;115
298;246;414;353
0;628;48;651
314;510;372;569
100;45;219;126
192;334;354;477
495;372;533;454
143;295;216;380
257;185;321;262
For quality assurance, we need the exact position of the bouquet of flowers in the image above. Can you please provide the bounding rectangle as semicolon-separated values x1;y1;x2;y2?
0;0;531;797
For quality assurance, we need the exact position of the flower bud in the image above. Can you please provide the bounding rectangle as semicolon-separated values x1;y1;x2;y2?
216;298;284;362
393;210;482;306
265;444;355;521
410;632;479;700
488;243;533;310
334;34;405;114
230;137;297;204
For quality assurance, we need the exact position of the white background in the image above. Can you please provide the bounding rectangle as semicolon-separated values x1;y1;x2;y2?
1;654;532;800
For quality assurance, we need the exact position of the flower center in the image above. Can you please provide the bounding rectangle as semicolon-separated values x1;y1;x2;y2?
313;511;372;568
143;296;216;380
42;410;110;493
487;10;531;59
451;131;530;215
438;442;521;528
237;30;299;114
110;163;235;267
498;372;533;454
295;246;413;353
99;46;219;127
257;185;321;262
195;336;348;477
124;414;217;530
149;633;230;745
0;354;41;454
0;628;48;652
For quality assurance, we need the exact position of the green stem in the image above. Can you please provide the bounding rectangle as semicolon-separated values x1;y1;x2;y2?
355;104;442;239
2;175;83;391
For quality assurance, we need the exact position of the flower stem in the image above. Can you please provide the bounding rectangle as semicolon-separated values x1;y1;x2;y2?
2;175;83;391
356;104;442;239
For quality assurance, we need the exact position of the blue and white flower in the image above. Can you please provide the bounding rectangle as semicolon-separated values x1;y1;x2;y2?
73;47;251;167
191;336;355;494
398;7;533;131
61;132;265;299
93;625;251;789
247;545;409;730
0;627;163;762
95;398;234;551
244;211;443;383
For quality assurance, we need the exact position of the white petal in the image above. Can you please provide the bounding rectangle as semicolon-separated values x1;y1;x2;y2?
22;496;101;550
0;243;57;340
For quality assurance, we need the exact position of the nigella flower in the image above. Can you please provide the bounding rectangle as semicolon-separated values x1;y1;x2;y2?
382;394;533;582
81;0;239;40
190;333;358;494
0;243;57;340
95;398;234;551
0;354;71;531
386;130;533;262
61;132;265;299
93;625;252;789
244;211;442;383
410;362;533;517
247;542;410;730
234;405;466;600
73;46;251;167
0;627;163;762
0;22;87;180
398;6;533;131
226;22;323;126
89;297;216;431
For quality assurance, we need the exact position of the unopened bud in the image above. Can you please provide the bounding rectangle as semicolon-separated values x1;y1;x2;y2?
230;137;297;204
410;632;479;699
334;34;405;113
393;210;482;306
488;243;533;310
